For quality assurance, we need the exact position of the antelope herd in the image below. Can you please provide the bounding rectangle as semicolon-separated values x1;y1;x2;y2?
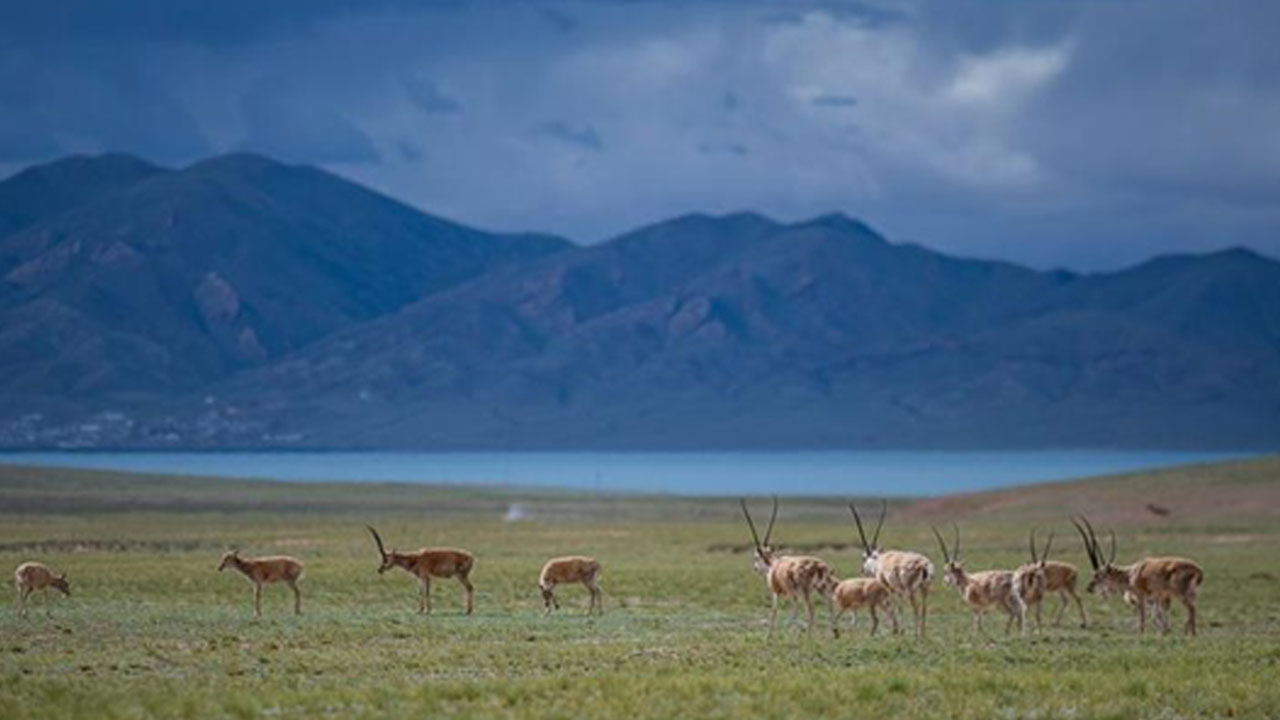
12;504;1203;638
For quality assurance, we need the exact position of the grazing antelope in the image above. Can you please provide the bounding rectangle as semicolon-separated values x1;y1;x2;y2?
934;525;1026;635
1073;516;1204;636
365;526;476;615
849;501;935;636
1011;530;1053;632
740;497;839;638
217;550;304;617
14;562;71;618
832;577;899;637
538;556;603;615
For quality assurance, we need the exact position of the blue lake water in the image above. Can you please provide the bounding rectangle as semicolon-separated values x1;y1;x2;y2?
0;450;1258;496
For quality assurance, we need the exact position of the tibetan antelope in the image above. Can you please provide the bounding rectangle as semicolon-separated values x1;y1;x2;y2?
538;556;603;615
366;526;476;615
849;501;934;636
832;577;899;637
217;550;304;617
14;562;71;618
740;497;839;638
934;524;1026;635
1073;516;1203;635
1011;530;1054;632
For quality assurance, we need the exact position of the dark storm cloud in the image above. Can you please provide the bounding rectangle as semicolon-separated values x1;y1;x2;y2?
533;122;604;152
1;0;1277;269
399;73;462;114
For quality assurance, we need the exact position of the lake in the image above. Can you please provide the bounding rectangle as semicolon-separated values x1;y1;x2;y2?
0;450;1257;496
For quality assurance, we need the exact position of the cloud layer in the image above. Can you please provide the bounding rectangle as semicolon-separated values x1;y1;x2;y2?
2;0;1278;269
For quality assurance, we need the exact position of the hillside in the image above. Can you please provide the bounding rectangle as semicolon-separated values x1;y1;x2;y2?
0;154;1277;450
0;154;570;403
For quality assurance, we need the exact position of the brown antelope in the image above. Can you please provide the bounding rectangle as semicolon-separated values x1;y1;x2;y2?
832;577;899;637
1011;530;1053;632
849;501;935;636
366;526;475;615
14;562;71;618
217;550;304;617
1073;516;1203;635
741;497;839;638
538;556;603;615
934;524;1026;635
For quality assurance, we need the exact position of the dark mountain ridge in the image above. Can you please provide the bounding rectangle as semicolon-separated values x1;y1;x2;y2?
1;153;1276;450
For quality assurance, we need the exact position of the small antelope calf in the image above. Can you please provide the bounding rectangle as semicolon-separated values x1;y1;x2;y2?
538;556;603;615
850;501;935;636
832;577;899;637
217;550;304;618
366;526;476;614
934;525;1026;635
741;498;839;638
1073;516;1203;635
14;562;71;618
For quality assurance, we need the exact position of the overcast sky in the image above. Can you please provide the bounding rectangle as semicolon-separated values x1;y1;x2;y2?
2;0;1277;270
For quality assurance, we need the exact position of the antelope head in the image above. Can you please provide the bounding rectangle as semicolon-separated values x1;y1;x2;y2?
50;572;71;596
366;525;397;574
932;523;965;587
849;501;887;576
1073;516;1125;595
740;497;778;574
217;549;240;572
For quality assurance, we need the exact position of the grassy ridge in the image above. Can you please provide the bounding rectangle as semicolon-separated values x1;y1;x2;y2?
1;458;1279;719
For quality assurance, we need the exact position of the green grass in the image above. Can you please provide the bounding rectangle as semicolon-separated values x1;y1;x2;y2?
2;458;1279;719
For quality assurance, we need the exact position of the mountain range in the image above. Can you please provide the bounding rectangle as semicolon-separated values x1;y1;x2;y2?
2;153;1277;449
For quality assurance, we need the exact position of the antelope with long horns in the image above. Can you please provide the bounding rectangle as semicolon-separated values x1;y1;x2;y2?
366;526;476;615
1073;516;1203;635
1011;530;1054;632
849;501;935;636
934;524;1026;635
14;562;71;618
217;550;304;617
538;556;603;615
741;497;839;638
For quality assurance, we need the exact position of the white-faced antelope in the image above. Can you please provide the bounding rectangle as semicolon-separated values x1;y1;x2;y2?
14;561;71;618
1073;516;1203;635
832;577;899;637
741;497;839;638
366;526;476;615
934;524;1026;635
217;550;304;617
538;556;603;615
1011;530;1054;632
849;501;935;636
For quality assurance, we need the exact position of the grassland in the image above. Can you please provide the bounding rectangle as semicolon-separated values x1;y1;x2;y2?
1;457;1279;719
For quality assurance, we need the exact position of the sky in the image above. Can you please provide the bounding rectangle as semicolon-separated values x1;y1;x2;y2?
1;0;1278;270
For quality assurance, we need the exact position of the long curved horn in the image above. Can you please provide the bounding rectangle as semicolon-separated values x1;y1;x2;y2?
1029;529;1038;563
763;495;779;547
1071;517;1098;570
366;525;388;559
849;502;870;550
952;522;961;561
871;500;887;548
1042;531;1054;562
740;499;762;552
931;525;951;564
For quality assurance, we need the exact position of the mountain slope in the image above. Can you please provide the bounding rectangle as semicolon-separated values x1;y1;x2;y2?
0;153;164;242
0;154;570;399
199;214;1280;449
1;153;1276;450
